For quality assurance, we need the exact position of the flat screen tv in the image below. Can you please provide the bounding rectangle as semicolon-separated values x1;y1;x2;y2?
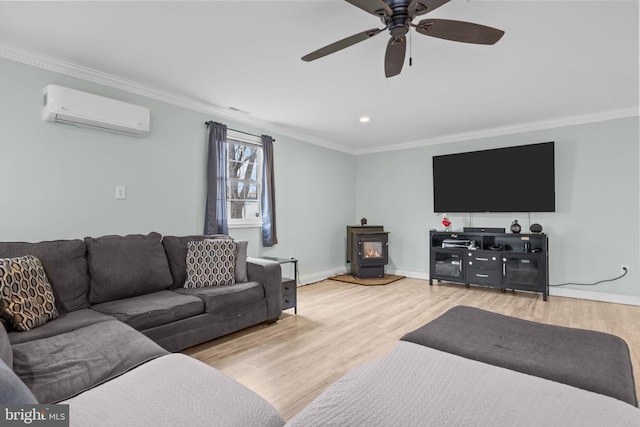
433;142;555;212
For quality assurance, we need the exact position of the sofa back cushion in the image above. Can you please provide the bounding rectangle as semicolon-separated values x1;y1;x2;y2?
0;239;90;313
163;235;248;289
85;232;173;304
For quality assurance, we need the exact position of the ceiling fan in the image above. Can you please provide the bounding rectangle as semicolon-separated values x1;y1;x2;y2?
301;0;505;78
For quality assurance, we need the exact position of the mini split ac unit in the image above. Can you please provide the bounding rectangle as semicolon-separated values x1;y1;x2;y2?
42;84;150;137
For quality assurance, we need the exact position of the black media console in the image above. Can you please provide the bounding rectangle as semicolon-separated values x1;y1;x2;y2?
429;230;549;301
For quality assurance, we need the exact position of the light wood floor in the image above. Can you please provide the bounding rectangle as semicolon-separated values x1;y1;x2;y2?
184;278;640;420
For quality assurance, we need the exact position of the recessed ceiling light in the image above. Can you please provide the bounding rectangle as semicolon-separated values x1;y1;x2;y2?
359;116;370;123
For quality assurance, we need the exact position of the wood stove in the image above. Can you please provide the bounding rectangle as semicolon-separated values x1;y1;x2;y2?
346;225;389;278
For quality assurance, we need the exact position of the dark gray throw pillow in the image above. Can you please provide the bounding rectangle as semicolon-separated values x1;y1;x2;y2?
85;232;173;304
0;358;38;404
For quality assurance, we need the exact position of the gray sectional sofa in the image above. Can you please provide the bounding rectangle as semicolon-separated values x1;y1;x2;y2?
3;236;640;427
0;232;282;404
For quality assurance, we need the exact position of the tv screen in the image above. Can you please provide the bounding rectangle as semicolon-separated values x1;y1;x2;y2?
433;142;555;212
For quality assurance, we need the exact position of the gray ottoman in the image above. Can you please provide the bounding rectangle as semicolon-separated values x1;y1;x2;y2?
401;305;637;406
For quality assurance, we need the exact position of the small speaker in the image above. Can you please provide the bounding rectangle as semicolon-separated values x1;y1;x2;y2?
463;227;506;233
530;223;543;233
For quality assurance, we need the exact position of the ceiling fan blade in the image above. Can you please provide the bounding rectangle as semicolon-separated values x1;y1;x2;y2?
385;36;406;78
302;28;384;62
415;19;505;45
409;0;451;17
345;0;392;17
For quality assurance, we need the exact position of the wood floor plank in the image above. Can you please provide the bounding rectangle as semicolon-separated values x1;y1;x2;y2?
183;278;640;420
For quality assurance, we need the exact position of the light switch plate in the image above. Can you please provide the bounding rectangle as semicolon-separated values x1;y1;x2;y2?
115;185;126;200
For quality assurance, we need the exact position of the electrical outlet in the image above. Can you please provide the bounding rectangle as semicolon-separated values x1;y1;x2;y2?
621;265;630;274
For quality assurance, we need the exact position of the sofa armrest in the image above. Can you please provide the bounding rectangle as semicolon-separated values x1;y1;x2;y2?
0;322;12;369
247;258;282;321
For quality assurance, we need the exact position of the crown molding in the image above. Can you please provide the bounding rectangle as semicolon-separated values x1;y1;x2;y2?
0;43;356;155
355;107;640;155
1;43;634;158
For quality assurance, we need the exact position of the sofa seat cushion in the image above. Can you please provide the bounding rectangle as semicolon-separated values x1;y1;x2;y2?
0;239;89;313
61;354;285;427
11;319;167;403
174;281;264;313
91;291;204;331
8;309;115;346
85;232;173;304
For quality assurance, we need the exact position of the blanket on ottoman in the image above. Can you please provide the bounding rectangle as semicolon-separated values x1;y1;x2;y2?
401;305;637;406
286;341;640;426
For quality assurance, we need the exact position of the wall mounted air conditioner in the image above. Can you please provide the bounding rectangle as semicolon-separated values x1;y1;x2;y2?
42;84;150;137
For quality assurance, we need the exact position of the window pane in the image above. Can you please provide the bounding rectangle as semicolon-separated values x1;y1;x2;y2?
244;201;260;220
229;200;245;219
226;139;262;224
229;200;260;220
247;184;258;200
228;159;257;180
227;181;244;199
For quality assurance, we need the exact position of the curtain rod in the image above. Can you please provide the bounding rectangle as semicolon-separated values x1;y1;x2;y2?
205;121;275;142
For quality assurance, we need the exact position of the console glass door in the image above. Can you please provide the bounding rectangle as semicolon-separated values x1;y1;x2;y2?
433;250;464;280
503;256;541;287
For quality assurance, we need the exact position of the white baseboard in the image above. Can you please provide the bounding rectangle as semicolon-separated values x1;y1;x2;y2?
299;267;426;285
299;267;347;286
549;287;640;306
299;267;640;307
386;269;429;280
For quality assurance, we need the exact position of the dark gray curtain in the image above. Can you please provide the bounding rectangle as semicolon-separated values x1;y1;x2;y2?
204;121;228;235
261;135;278;247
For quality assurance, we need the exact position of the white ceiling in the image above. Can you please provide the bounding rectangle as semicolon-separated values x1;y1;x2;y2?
0;1;638;153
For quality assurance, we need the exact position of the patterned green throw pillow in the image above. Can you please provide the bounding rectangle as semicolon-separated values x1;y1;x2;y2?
184;240;237;288
0;255;59;331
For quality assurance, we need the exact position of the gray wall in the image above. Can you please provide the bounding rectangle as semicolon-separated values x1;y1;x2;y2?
0;58;355;282
229;138;356;281
2;56;638;301
355;116;640;300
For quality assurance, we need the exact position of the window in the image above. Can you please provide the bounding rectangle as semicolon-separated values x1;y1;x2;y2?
226;132;263;227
